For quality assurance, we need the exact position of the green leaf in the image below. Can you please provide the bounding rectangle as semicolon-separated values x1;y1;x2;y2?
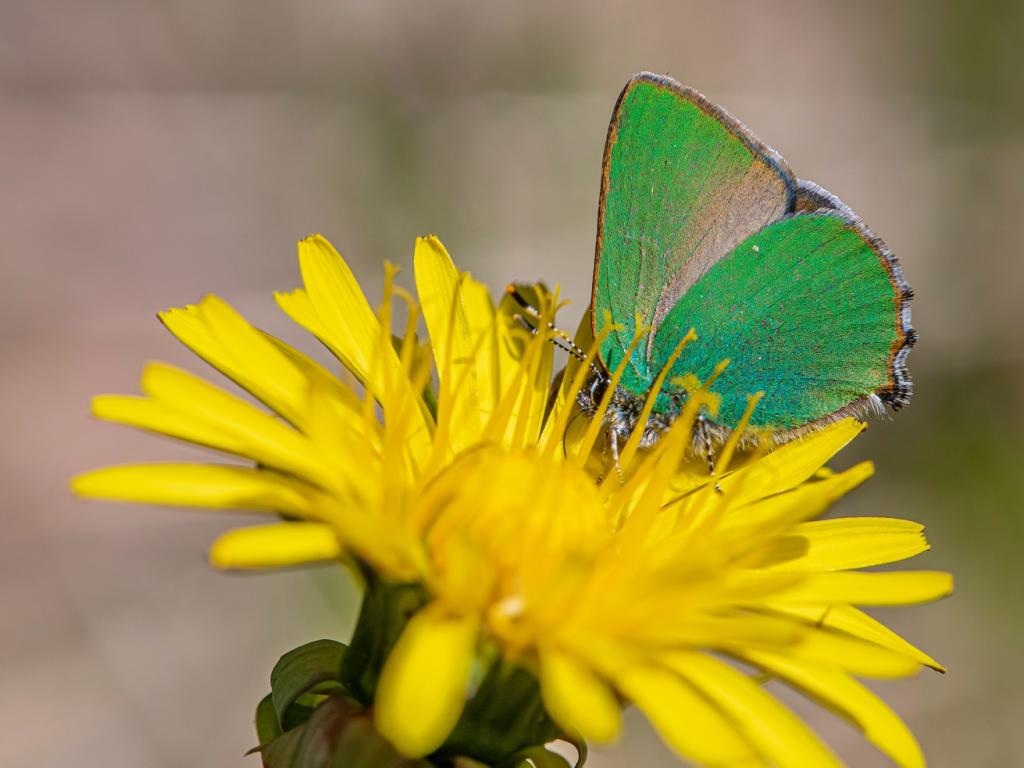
256;693;284;745
271;639;347;721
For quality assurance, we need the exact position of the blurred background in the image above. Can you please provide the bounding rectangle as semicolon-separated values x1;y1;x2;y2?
2;1;1022;765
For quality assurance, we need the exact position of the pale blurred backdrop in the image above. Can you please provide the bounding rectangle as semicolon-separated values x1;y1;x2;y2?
2;1;1022;766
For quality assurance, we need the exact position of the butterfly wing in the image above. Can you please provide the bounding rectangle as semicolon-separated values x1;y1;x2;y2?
649;209;914;432
593;72;796;386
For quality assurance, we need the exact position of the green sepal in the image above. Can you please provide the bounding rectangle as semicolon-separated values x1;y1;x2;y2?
567;738;587;768
439;660;562;765
340;577;429;704
280;694;325;732
257;695;432;768
504;747;573;768
270;639;348;722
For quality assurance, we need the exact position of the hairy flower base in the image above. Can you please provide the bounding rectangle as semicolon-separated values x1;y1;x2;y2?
73;234;951;768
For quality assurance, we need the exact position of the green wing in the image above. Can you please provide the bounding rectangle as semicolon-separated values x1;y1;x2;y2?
593;72;795;382
649;211;914;431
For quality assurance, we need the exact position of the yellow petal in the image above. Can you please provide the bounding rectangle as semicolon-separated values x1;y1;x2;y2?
743;651;924;768
375;606;477;757
96;363;341;492
616;664;759;767
719;461;874;535
664;606;918;683
665;651;841;768
92;393;226;447
459;275;501;419
283;236;433;460
295;234;390;382
140;363;353;491
209;522;341;569
668;613;805;651
524;317;555;448
414;235;482;449
71;463;315;514
159;296;310;426
539;650;622;744
262;332;362;409
715;418;865;507
538;309;594;454
787;629;922;678
774;571;954;606
763;517;929;572
475;284;557;450
762;604;945;672
494;285;533;393
274;287;333;347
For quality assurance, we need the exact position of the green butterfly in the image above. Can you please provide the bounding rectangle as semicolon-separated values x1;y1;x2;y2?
576;72;915;462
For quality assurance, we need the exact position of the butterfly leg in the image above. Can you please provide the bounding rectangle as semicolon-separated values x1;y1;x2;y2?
696;414;723;494
609;427;625;483
595;429;610;485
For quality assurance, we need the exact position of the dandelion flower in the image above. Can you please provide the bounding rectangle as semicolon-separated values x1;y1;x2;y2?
73;233;951;767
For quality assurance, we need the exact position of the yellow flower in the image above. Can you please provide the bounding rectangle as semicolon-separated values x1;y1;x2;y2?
73;233;951;767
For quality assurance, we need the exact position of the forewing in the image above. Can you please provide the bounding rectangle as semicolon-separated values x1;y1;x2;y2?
650;210;914;431
594;72;796;380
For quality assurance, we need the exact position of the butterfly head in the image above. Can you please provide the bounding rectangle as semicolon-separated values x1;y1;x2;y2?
577;366;685;451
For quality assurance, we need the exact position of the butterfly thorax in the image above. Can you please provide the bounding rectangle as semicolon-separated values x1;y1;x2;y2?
576;368;682;450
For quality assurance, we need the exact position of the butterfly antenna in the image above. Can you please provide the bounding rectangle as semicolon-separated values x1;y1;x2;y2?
506;285;588;362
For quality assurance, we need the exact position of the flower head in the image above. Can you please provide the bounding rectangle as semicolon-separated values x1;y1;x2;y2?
74;234;951;767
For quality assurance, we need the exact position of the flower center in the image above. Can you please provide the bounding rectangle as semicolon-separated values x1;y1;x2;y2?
413;447;610;622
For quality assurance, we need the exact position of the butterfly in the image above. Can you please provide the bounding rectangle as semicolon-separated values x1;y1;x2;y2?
574;72;915;465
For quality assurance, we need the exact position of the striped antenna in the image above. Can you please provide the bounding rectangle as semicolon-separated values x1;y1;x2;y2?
505;285;588;362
